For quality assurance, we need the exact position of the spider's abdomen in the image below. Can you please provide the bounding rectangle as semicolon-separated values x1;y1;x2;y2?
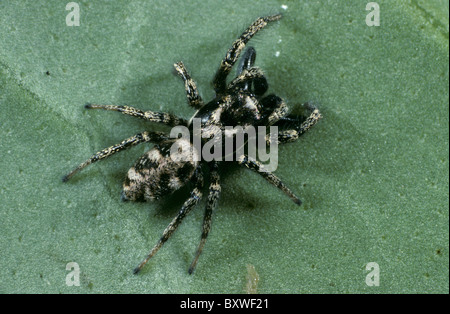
121;138;199;202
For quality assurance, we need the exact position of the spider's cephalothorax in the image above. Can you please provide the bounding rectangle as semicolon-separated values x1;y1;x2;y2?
63;14;322;274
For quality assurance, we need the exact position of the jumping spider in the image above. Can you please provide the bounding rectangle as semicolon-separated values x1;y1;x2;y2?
63;14;322;274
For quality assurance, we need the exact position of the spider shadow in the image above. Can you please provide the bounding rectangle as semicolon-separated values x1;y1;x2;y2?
151;184;193;218
215;163;266;212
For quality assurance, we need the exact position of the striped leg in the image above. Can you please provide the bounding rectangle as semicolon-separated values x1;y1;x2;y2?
266;106;322;145
213;14;282;93
227;67;265;91
133;168;204;274
62;131;167;182
85;104;188;126
174;61;203;109
188;162;221;274
237;155;301;206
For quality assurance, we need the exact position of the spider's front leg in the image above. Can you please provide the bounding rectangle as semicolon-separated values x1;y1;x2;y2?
174;61;204;109
213;14;282;94
267;104;322;145
228;67;268;96
237;155;302;206
62;131;168;182
133;168;204;274
259;94;289;126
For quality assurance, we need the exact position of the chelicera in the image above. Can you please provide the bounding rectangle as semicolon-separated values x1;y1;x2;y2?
63;14;322;274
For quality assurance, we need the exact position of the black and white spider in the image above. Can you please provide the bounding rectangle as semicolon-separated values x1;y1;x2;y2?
62;14;322;274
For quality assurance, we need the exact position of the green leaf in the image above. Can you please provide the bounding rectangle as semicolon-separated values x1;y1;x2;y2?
1;0;448;293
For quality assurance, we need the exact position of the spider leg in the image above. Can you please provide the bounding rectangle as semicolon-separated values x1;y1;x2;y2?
188;162;221;274
62;131;167;182
228;67;268;96
266;105;322;145
237;155;301;205
84;104;188;126
133;168;204;274
173;61;204;109
213;14;282;94
229;67;264;88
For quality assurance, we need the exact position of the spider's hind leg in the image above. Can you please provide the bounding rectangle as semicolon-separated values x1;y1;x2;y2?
188;162;221;274
174;61;204;109
133;168;204;274
62;131;168;182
